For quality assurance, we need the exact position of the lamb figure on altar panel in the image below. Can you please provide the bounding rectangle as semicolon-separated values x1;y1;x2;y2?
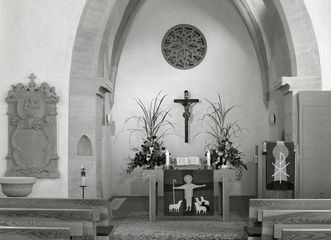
194;201;207;214
173;175;206;211
169;200;182;212
195;197;210;212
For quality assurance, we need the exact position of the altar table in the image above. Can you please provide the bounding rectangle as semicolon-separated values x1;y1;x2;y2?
141;169;231;222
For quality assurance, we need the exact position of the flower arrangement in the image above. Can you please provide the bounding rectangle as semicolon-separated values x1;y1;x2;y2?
125;92;174;173
202;94;247;176
127;137;166;173
209;139;247;172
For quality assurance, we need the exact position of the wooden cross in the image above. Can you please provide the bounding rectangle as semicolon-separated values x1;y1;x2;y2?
174;90;199;143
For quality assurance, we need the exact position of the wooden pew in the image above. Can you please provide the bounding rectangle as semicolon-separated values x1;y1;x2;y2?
249;199;331;226
246;199;331;239
0;198;110;224
0;220;83;238
0;198;113;238
274;224;331;239
0;226;70;240
282;229;331;240
262;210;331;240
0;208;98;240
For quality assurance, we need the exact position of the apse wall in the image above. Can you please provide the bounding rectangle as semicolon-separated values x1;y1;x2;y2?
111;0;269;196
304;0;331;90
0;0;85;197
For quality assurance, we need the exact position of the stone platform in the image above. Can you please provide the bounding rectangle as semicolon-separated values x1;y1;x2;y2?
110;212;246;240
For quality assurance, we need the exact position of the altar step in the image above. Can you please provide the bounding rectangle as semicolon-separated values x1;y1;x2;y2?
110;198;126;211
110;213;246;240
109;196;250;239
111;195;252;220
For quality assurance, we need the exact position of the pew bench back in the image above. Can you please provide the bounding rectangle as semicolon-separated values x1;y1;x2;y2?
0;198;110;225
282;229;331;240
0;220;83;237
274;224;331;239
262;210;331;240
249;199;331;224
0;226;70;240
0;208;97;239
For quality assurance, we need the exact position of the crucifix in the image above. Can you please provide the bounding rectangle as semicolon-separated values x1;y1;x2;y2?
28;73;36;81
174;90;199;143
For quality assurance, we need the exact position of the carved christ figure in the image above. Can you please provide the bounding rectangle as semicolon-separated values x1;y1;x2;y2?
173;175;206;211
174;90;199;143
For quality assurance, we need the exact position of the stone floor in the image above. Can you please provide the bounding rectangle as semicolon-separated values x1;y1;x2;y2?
108;196;252;240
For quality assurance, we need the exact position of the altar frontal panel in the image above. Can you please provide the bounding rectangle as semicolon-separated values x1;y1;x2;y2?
164;170;213;216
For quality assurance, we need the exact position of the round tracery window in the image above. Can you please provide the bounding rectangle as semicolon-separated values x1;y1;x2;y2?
162;24;207;70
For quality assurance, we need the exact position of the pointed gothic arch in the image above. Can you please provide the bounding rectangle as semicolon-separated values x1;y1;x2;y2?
68;0;321;197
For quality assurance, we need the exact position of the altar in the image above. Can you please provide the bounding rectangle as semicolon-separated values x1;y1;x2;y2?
141;169;231;222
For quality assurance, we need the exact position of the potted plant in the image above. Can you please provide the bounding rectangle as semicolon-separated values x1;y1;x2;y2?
200;94;247;178
124;92;175;173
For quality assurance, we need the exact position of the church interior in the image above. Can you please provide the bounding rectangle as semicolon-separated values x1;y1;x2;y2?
1;0;331;239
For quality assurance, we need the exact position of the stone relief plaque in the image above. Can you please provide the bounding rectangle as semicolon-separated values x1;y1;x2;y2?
162;24;207;69
5;74;60;178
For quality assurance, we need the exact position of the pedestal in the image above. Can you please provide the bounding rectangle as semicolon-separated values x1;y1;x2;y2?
214;169;230;221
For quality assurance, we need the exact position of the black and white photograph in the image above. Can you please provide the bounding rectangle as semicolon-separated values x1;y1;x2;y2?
0;0;331;239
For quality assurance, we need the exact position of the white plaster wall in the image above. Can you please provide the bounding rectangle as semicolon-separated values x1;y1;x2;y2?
304;0;331;90
0;0;85;197
111;0;270;196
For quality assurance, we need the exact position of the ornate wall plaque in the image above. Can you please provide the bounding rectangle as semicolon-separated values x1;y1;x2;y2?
5;74;60;178
162;24;207;69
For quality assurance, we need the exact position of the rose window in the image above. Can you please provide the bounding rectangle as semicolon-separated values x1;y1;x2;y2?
162;24;207;69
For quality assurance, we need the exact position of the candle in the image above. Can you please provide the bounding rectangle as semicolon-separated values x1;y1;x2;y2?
206;150;211;166
149;147;154;153
80;166;86;186
165;150;170;166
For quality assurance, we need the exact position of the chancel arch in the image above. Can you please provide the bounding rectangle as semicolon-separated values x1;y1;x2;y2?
68;0;321;198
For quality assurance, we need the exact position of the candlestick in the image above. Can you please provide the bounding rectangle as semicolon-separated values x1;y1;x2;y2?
206;150;211;166
80;166;86;187
263;141;267;153
165;150;170;166
80;166;86;199
149;147;154;153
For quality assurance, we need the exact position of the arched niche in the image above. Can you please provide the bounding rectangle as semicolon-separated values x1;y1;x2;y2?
77;135;92;156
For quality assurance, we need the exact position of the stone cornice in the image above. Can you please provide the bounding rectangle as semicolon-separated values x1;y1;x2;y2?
275;76;322;95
